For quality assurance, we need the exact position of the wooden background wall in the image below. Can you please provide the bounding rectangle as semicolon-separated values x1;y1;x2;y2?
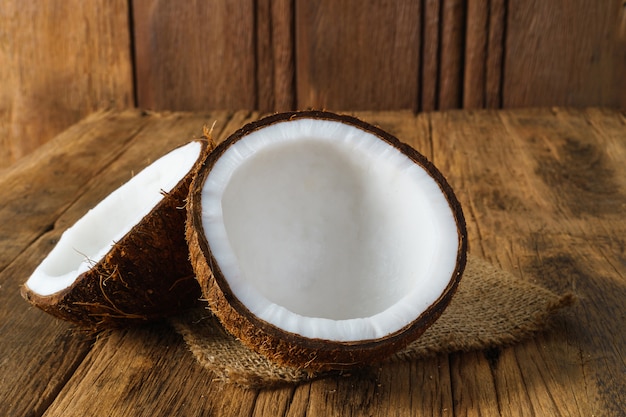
1;0;625;170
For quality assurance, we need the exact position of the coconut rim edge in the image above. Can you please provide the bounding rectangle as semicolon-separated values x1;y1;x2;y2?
187;110;468;370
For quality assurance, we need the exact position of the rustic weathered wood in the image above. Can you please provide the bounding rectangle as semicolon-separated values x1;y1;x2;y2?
430;108;626;415
5;0;626;173
132;0;257;111
421;0;442;112
270;0;297;112
256;0;296;112
503;0;626;108
484;0;506;108
0;0;133;171
295;0;422;111
1;108;624;416
463;0;506;109
438;0;465;110
463;0;489;109
5;0;626;169
41;326;260;416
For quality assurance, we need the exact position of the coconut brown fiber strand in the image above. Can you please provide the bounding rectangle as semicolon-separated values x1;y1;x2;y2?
21;140;209;331
172;255;576;388
186;111;468;371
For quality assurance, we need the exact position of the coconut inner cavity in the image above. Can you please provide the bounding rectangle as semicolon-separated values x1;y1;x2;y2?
202;119;460;341
26;141;202;296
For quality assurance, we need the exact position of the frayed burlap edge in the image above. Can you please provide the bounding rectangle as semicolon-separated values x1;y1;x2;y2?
171;255;575;388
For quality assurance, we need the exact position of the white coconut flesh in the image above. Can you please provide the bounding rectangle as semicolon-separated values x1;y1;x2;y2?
201;119;460;342
26;141;203;296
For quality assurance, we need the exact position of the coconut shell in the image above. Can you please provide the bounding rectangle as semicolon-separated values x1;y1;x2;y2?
186;111;468;371
21;140;209;331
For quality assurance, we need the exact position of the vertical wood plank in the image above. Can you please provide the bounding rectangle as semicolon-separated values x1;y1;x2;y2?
0;0;133;170
295;0;421;111
132;0;256;111
421;0;442;112
256;0;295;112
463;0;488;109
503;0;626;108
463;0;506;109
438;0;465;110
271;0;296;111
256;0;275;112
484;0;505;108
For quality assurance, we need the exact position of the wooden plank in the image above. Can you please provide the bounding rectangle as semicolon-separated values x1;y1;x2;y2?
0;0;133;171
429;108;626;416
256;0;295;112
438;0;465;110
463;0;507;109
256;0;275;112
421;0;442;112
132;0;256;111
503;0;626;108
484;0;506;108
449;352;499;415
0;240;94;417
295;0;421;111
41;325;260;417
463;0;489;109
270;0;297;111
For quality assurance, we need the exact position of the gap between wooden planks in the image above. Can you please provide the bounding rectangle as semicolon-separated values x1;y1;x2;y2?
0;108;624;416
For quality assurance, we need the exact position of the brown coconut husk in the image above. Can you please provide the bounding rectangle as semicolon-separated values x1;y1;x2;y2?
22;140;210;331
186;111;468;372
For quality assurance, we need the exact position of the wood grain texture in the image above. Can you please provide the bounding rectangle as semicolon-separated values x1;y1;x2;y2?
256;0;296;112
0;0;133;171
438;0;465;110
463;0;506;109
463;0;489;109
132;0;256;110
430;108;626;415
295;0;422;111
5;0;626;173
1;109;624;416
503;0;626;108
421;0;442;112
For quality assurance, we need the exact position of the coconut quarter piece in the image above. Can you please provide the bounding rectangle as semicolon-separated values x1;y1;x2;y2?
22;140;208;330
187;111;467;371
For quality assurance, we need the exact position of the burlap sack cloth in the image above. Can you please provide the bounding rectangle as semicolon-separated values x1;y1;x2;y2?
171;255;575;388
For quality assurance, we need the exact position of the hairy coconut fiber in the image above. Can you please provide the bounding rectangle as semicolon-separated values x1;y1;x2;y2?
171;255;575;388
22;141;209;331
185;111;467;372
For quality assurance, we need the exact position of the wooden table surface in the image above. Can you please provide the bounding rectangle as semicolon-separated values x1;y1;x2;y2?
1;108;624;416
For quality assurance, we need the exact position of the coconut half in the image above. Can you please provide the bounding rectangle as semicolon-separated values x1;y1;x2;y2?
22;140;208;330
187;111;467;371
